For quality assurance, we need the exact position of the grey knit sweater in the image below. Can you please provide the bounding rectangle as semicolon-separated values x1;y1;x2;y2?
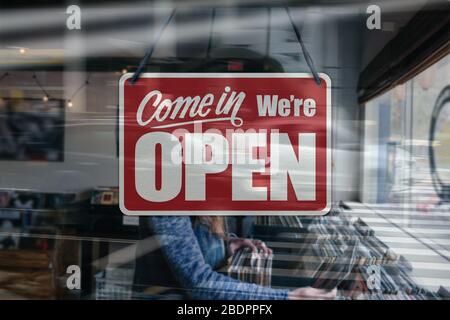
150;216;290;300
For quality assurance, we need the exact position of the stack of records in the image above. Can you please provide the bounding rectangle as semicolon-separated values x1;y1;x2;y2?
356;265;423;295
255;216;303;228
289;215;398;265
311;239;360;290
228;248;273;287
336;292;440;300
353;218;375;237
353;291;441;300
305;215;362;241
292;237;397;268
249;206;436;300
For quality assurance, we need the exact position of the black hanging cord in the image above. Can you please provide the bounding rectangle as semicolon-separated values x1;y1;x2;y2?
0;72;9;83
32;72;50;98
130;7;320;84
131;8;177;84
206;8;216;59
69;73;92;102
285;6;321;85
265;7;271;58
0;72;10;99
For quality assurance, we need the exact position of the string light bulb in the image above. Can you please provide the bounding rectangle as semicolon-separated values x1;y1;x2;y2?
66;73;91;109
32;73;51;103
19;48;26;54
121;68;128;74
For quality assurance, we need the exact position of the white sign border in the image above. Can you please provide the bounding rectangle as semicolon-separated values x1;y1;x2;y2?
119;73;332;216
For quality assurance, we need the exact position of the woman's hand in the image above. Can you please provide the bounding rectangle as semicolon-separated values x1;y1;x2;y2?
288;287;337;300
227;238;272;256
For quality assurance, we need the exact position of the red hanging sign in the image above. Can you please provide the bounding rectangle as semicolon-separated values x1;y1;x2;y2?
120;73;331;215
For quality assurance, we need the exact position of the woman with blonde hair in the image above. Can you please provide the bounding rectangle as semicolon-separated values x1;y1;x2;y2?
134;215;336;300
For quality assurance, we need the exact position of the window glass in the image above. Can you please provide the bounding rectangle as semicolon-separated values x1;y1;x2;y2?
0;1;449;302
